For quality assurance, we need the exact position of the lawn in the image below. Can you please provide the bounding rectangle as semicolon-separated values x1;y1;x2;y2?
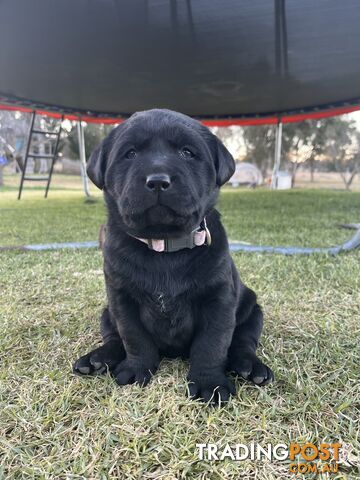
0;184;359;479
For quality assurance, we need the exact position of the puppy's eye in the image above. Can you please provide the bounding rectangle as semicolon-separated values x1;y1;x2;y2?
125;149;137;159
181;147;195;158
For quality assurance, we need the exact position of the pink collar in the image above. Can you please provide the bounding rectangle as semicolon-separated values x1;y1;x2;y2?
132;218;211;253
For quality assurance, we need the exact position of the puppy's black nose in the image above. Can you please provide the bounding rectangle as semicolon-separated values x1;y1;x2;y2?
146;173;171;192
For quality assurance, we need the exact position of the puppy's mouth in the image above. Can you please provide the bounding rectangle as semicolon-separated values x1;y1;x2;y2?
121;204;200;239
146;204;179;224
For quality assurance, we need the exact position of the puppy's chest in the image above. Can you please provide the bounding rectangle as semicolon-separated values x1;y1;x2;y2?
129;261;194;302
150;291;174;314
138;269;192;317
141;288;185;317
139;289;195;346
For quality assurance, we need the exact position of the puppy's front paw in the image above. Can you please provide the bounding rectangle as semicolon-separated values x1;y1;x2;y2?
187;368;235;405
229;351;274;386
73;340;125;376
113;359;158;387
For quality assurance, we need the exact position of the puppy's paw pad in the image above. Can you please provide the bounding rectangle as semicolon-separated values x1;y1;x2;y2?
73;341;125;376
77;365;91;375
230;353;274;386
91;360;104;370
73;352;98;376
249;363;273;386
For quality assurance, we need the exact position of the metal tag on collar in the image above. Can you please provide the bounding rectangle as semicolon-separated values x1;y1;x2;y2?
202;217;212;246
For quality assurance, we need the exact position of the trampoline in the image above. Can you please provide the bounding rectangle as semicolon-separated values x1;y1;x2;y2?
1;0;360;124
0;0;359;253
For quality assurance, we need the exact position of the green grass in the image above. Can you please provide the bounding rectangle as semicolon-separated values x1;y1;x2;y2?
1;188;359;247
0;191;104;246
0;187;359;479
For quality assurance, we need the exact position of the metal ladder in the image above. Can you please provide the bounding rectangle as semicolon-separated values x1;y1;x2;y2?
18;111;64;199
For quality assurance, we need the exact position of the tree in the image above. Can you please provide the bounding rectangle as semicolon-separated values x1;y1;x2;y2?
283;121;314;185
323;118;359;190
66;123;115;160
242;125;276;176
242;116;359;189
286;142;314;187
242;121;315;180
211;126;247;161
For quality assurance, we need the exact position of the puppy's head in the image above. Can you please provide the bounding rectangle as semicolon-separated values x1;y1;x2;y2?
88;109;235;238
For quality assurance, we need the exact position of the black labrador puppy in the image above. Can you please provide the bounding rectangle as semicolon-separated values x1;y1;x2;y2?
74;109;273;404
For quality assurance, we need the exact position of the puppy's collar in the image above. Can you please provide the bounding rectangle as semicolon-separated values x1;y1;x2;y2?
132;218;211;253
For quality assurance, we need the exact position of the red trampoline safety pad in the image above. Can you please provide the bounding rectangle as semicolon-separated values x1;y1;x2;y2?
1;103;360;127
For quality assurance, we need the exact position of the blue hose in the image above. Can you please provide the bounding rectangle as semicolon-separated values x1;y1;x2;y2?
230;228;360;255
1;228;359;255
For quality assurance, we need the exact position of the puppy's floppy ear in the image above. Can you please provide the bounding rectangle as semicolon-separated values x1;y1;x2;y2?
213;135;236;186
87;142;107;190
87;126;119;190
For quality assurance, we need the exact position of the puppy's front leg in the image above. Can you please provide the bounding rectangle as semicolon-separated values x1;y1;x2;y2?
108;286;160;387
188;288;237;404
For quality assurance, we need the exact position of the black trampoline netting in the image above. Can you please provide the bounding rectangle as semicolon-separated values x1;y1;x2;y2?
1;0;360;124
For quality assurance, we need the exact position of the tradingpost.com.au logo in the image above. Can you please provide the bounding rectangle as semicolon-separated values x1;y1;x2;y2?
196;442;343;474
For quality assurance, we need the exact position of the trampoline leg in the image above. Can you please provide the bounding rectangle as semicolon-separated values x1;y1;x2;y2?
271;117;283;189
77;121;91;197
